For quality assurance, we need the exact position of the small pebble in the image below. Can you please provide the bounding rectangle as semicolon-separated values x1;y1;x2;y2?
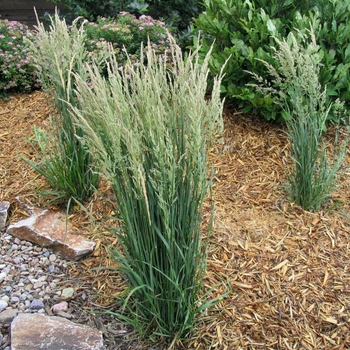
20;264;28;271
0;299;8;312
30;299;45;310
0;272;7;283
10;296;19;304
19;293;27;301
33;281;43;289
1;295;9;303
51;301;68;313
0;308;18;324
49;254;57;262
61;287;74;299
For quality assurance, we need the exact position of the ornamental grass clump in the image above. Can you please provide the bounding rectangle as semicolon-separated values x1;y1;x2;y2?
70;41;225;340
248;29;348;211
24;12;103;206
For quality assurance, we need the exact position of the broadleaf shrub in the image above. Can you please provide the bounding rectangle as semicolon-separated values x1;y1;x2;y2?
84;12;172;68
0;19;39;97
0;11;173;99
193;0;350;122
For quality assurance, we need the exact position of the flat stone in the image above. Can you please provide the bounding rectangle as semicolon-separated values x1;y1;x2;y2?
11;313;104;350
0;201;10;230
6;207;95;260
0;308;18;324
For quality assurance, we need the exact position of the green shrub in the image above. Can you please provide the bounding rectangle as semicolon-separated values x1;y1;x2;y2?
84;12;172;68
50;0;203;34
193;0;350;122
0;19;39;97
70;40;225;340
249;29;348;211
24;13;101;206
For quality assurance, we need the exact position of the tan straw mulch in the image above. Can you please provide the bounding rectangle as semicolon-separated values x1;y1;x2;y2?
1;91;350;349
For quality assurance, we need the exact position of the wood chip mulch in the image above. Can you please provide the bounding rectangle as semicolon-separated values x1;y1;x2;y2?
1;91;350;349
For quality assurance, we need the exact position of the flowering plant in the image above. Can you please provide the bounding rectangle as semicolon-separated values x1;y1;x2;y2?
84;12;173;66
0;19;39;97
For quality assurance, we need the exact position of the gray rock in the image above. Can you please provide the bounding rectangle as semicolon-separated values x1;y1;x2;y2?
11;313;104;350
1;295;10;303
10;296;19;304
0;308;18;324
30;299;44;310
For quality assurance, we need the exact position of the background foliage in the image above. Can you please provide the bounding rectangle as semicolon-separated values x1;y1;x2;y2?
84;12;172;69
193;0;350;121
50;0;203;34
0;11;172;97
0;19;39;97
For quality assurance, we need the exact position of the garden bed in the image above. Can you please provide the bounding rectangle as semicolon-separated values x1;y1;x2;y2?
1;91;350;349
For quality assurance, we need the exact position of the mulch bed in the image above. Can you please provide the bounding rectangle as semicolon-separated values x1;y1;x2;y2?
1;91;350;349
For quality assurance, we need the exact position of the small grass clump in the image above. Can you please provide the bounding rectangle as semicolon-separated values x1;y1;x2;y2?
249;29;348;211
24;13;102;206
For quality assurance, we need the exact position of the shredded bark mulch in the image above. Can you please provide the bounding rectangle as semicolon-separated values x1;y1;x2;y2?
1;91;350;349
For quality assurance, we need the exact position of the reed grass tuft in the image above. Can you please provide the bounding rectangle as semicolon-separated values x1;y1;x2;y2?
71;40;225;340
